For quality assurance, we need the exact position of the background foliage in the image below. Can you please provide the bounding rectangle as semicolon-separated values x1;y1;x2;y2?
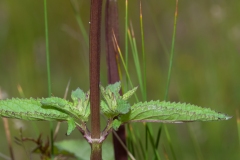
0;0;239;159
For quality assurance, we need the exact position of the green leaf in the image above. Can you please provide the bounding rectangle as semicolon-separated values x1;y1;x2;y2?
41;88;90;122
116;99;130;114
119;100;232;123
100;100;112;118
41;96;70;107
71;88;90;121
100;82;132;118
100;85;114;109
41;97;80;120
112;119;122;130
122;86;138;100
67;118;76;135
71;88;86;104
106;82;121;97
0;98;70;121
100;99;130;118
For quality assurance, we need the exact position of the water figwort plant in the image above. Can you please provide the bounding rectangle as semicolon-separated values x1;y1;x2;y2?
0;0;233;159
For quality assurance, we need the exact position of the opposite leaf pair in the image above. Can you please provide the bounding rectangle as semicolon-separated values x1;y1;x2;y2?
0;82;231;136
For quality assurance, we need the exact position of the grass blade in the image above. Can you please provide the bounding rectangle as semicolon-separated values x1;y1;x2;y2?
69;0;88;45
140;1;147;101
188;124;204;160
128;23;144;99
146;125;161;160
43;0;54;158
164;125;176;160
113;130;136;160
164;0;178;100
155;126;162;148
125;0;129;89
162;0;179;159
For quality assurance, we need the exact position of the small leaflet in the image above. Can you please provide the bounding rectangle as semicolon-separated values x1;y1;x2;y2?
112;119;122;130
67;118;76;135
100;82;133;118
122;86;138;100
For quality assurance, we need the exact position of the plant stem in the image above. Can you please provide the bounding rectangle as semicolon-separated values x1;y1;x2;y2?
89;0;103;159
164;0;178;100
140;1;147;101
163;1;179;160
44;0;51;97
43;0;54;158
125;0;129;89
91;140;102;160
105;0;120;83
70;0;88;45
105;0;128;159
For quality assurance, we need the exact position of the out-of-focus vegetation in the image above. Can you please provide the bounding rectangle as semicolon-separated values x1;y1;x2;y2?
0;0;239;159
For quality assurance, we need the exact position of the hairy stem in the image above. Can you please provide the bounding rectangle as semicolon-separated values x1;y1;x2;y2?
89;0;103;159
91;140;102;160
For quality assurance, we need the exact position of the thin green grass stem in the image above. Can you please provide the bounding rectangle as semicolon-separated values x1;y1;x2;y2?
70;0;88;45
164;0;178;100
152;126;162;160
126;124;144;160
126;127;135;157
164;125;176;160
188;124;204;160
138;138;146;160
125;0;129;89
155;126;162;149
113;130;136;160
113;35;139;102
146;125;161;160
139;6;156;159
145;124;148;160
127;125;136;156
128;25;144;99
140;1;147;101
144;2;170;60
44;1;51;97
162;1;179;160
127;3;156;159
131;129;142;159
44;0;53;158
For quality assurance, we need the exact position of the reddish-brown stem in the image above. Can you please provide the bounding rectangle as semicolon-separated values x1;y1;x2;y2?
105;0;120;82
105;0;128;160
89;0;103;159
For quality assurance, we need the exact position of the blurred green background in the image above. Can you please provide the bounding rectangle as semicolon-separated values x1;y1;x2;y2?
0;0;239;159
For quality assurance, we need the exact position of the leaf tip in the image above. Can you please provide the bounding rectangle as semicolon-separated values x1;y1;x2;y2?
224;115;232;120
